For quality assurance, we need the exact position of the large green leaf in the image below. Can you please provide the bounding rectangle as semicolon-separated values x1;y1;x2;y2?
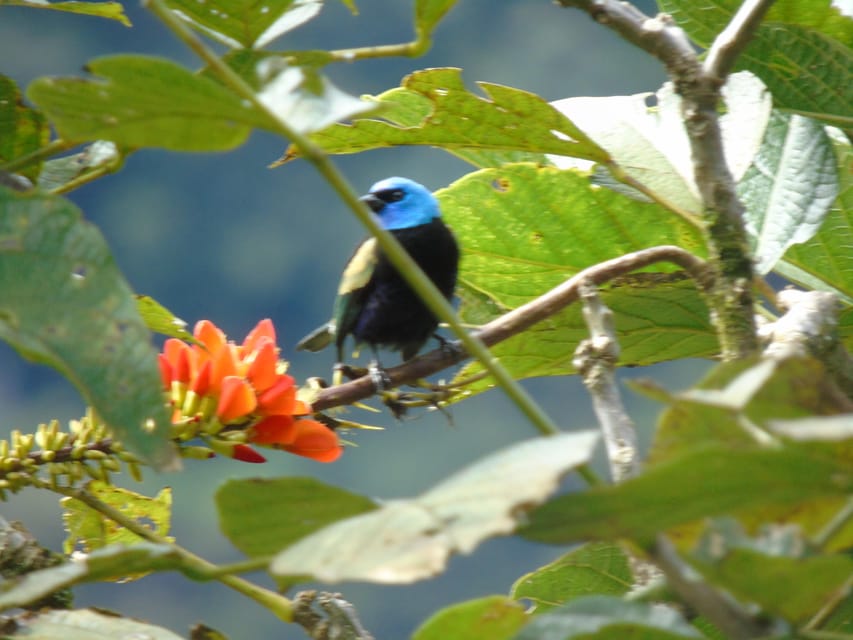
512;597;702;640
0;75;49;183
280;68;609;163
739;111;838;273
215;477;377;557
0;0;130;26
27;55;372;152
659;0;853;136
271;432;599;584
163;0;321;49
549;72;772;217
510;542;633;614
413;596;528;640
440;165;713;390
521;445;853;546
781;136;853;304
0;188;175;467
0;609;184;640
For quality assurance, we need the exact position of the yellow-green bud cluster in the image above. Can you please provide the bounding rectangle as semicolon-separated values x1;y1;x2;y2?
0;412;145;500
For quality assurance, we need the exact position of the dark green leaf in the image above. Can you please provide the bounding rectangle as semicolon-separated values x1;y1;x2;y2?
511;542;633;614
521;445;853;546
512;596;702;640
215;477;377;557
0;75;49;183
413;596;528;640
0;187;176;467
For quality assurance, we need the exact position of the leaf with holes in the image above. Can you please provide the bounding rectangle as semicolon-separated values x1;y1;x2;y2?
277;68;608;165
0;188;176;467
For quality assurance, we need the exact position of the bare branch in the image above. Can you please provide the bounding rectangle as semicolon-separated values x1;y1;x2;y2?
311;246;708;411
573;280;640;482
704;0;776;79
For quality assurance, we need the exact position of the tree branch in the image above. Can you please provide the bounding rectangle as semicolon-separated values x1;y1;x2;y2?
556;0;765;360
311;246;709;411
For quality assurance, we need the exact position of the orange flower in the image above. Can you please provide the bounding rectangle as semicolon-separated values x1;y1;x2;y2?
159;319;341;463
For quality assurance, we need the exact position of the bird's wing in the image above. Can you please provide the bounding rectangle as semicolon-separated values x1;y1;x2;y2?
337;237;378;296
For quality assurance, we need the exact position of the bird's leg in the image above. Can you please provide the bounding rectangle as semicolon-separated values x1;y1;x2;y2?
432;332;463;358
334;362;369;384
367;356;392;392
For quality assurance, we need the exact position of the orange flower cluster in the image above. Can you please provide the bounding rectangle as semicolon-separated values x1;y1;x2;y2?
158;319;341;463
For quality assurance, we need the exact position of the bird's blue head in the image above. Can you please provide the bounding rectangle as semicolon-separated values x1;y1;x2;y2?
360;177;441;231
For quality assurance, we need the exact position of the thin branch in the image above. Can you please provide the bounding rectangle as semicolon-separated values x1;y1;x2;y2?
0;139;76;175
311;246;709;411
573;280;640;482
41;482;294;622
704;0;776;79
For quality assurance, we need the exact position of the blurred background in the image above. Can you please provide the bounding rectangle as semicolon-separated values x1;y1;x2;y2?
0;1;710;637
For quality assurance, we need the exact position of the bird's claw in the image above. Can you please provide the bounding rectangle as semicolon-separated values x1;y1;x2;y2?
368;360;392;392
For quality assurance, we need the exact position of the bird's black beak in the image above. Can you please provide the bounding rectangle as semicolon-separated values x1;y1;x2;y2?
359;193;385;213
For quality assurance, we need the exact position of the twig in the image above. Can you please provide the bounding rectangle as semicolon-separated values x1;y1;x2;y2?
652;535;769;639
573;280;639;482
557;0;763;360
312;245;709;411
40;482;294;622
704;0;776;79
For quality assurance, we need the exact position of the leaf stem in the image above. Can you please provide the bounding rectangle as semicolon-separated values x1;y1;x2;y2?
144;0;563;439
0;138;76;174
43;482;294;621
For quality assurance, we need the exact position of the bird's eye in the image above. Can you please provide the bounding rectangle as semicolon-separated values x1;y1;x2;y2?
378;188;406;203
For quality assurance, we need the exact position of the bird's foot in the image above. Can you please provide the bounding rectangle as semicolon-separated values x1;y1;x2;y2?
433;333;463;358
333;362;369;385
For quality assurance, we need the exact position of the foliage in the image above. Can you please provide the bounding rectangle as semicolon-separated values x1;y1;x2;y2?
0;0;852;639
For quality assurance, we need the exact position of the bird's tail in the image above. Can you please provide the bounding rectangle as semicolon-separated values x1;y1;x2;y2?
295;323;334;352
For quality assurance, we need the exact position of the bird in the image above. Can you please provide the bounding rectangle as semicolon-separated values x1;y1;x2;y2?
296;177;459;374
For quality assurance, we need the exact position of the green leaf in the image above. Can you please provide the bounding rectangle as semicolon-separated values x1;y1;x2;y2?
135;295;193;341
0;0;131;26
215;477;377;557
271;431;599;584
2;609;184;639
0;544;181;612
511;542;633;614
659;0;853;136
281;68;609;164
415;0;458;37
512;597;702;640
550;72;772;217
413;596;528;640
521;445;853;546
61;483;173;556
164;0;321;49
0;188;176;467
441;165;713;391
690;521;853;624
0;75;49;183
781;136;853;303
28;55;265;151
739;111;838;273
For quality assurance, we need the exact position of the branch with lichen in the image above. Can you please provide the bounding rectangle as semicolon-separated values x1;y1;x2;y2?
555;0;774;360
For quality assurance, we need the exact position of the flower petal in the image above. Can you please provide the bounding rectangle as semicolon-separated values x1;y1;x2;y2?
217;376;258;423
246;338;278;392
256;375;297;415
249;414;297;445
158;354;172;389
284;420;342;462
194;319;227;356
242;318;276;354
210;344;239;395
232;444;267;463
190;359;212;396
